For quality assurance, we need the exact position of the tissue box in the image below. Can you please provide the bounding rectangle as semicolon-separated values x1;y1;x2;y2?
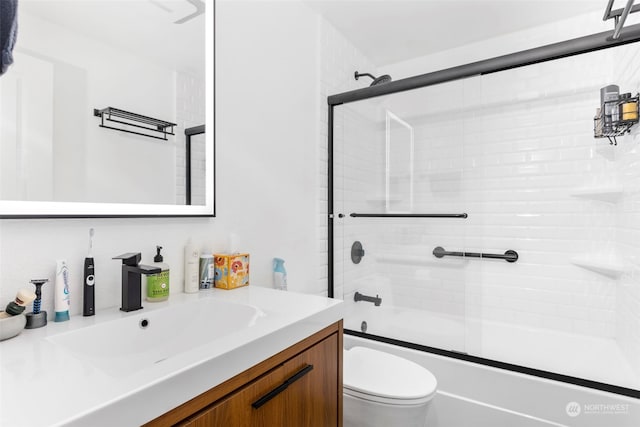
214;253;250;290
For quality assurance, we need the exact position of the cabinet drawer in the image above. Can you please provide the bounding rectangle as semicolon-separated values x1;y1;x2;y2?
180;333;338;427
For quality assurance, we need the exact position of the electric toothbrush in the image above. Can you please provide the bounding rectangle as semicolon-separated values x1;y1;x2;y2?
83;228;95;316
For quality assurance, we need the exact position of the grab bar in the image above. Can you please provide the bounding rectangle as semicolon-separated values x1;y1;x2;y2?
350;213;468;218
432;246;519;263
354;291;382;306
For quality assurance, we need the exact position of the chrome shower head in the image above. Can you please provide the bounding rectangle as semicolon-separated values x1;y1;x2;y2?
354;71;393;87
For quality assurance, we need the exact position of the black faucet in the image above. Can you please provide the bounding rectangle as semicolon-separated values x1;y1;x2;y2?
113;253;161;312
354;291;382;306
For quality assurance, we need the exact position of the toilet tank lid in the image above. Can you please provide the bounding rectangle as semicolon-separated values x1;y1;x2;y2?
344;346;437;400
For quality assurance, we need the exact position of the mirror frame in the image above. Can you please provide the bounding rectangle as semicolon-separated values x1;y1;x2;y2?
0;0;215;219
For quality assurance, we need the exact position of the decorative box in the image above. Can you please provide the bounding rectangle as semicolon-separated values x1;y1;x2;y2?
213;253;250;290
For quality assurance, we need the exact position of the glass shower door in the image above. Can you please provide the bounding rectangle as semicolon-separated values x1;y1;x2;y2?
333;80;469;353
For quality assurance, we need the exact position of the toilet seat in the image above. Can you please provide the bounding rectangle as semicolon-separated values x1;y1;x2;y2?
343;346;437;406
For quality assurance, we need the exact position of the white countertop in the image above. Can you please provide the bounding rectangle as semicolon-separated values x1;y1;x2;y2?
0;287;343;427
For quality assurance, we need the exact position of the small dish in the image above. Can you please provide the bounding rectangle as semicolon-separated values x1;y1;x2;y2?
0;313;26;341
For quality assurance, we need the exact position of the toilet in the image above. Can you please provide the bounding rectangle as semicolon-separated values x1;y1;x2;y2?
343;346;438;427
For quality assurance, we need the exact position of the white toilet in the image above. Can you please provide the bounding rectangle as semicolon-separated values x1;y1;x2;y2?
343;346;438;427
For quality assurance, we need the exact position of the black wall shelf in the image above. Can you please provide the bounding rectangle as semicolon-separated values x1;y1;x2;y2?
94;107;176;141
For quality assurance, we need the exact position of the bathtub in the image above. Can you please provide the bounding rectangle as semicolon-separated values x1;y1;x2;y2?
344;304;640;427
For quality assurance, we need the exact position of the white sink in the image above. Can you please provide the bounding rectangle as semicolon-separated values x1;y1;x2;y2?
2;287;342;427
47;297;264;377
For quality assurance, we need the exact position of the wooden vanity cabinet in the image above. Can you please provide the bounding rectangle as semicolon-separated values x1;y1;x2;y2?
144;321;343;427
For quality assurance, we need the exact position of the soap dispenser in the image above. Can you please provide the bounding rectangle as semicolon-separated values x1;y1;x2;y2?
146;246;170;302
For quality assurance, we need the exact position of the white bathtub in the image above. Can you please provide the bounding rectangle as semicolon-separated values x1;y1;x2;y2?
344;304;640;427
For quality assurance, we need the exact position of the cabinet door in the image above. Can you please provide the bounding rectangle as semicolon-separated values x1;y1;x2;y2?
181;333;339;427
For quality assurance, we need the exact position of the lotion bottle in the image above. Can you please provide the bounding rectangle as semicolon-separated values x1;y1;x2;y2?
146;246;170;302
184;240;199;293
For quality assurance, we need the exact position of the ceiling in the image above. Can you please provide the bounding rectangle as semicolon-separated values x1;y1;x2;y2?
20;0;205;74
305;0;605;66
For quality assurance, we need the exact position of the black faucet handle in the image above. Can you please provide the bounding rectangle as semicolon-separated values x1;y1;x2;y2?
113;253;142;266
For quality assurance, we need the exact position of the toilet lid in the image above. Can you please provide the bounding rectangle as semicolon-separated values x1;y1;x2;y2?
343;346;437;405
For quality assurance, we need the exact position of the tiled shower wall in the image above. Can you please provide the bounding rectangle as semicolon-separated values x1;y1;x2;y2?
461;51;619;337
612;45;640;377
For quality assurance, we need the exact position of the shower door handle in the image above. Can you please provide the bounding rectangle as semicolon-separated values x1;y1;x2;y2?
350;213;468;218
433;246;519;263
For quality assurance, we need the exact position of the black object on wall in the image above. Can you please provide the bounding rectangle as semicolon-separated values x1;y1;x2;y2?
94;107;176;141
351;241;365;264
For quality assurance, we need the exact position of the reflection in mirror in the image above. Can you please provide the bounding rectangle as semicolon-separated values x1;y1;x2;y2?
185;125;206;205
385;110;414;213
0;0;214;217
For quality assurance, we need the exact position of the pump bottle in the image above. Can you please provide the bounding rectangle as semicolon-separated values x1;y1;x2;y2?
146;246;170;302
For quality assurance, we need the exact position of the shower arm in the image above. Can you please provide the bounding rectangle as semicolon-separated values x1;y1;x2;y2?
354;71;376;81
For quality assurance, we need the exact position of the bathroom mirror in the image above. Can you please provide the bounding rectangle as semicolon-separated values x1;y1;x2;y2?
0;0;214;217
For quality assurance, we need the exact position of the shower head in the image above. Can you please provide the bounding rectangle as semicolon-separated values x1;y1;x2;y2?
354;71;393;86
372;74;392;85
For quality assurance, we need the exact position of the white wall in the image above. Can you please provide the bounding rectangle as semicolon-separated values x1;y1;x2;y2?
0;0;325;317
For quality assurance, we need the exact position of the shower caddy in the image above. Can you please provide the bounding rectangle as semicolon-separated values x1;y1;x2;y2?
593;91;639;145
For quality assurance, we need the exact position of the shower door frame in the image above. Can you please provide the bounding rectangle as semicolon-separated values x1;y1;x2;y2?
327;24;640;399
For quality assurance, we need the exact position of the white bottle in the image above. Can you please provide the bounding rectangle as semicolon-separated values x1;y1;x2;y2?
184;240;199;293
54;260;70;322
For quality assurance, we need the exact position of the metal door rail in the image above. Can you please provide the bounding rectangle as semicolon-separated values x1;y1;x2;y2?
350;213;467;218
328;23;640;106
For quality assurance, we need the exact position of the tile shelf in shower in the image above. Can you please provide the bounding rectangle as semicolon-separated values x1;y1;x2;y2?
570;188;623;203
570;255;626;278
